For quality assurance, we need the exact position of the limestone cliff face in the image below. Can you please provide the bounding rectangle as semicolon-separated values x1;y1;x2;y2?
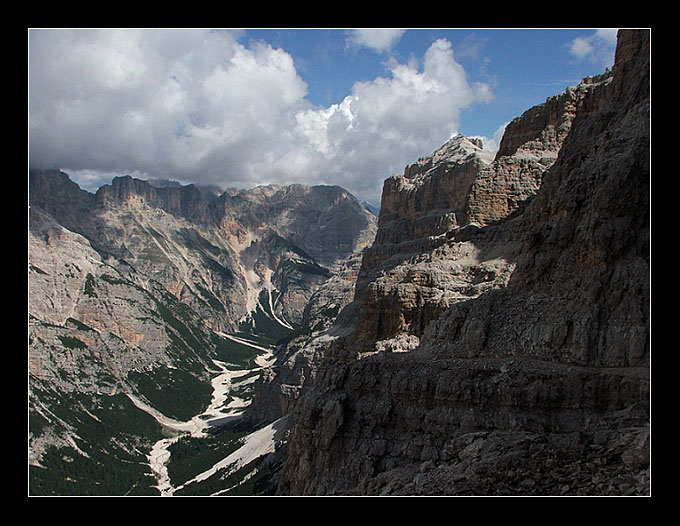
278;29;650;496
29;206;175;395
467;73;610;227
348;72;610;357
376;136;493;246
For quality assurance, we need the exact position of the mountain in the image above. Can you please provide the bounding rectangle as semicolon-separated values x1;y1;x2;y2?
28;29;650;497
243;51;615;436
28;172;377;495
272;29;650;496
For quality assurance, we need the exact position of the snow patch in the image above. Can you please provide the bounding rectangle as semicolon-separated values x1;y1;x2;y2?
174;416;287;493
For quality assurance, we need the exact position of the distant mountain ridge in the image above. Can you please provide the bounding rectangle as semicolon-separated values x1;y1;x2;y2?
29;171;377;328
28;170;376;494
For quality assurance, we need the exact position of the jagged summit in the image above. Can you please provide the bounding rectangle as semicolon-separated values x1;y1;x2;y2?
404;133;494;178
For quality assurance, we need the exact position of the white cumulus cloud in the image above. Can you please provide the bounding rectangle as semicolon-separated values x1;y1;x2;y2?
348;28;406;52
29;29;491;201
569;28;618;68
289;38;493;197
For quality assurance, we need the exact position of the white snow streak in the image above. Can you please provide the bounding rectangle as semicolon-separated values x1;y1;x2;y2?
173;416;285;494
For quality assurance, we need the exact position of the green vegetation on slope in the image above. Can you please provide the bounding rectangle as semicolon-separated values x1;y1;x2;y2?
166;424;249;488
127;367;213;422
29;391;164;496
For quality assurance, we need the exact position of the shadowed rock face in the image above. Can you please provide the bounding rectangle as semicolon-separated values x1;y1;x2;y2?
277;29;650;496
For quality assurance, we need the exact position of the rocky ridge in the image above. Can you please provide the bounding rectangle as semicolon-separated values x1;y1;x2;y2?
348;66;611;359
273;29;650;496
30;173;376;334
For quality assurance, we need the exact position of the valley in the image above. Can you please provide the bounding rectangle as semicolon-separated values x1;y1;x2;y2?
28;29;650;496
130;328;284;495
28;173;377;495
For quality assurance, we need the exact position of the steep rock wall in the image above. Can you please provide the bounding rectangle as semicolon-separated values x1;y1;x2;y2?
349;70;609;356
278;29;650;496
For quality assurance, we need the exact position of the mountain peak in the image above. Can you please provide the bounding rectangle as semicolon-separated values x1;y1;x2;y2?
435;133;490;162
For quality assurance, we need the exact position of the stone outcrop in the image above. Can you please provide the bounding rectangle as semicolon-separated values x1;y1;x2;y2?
276;29;650;496
344;70;611;358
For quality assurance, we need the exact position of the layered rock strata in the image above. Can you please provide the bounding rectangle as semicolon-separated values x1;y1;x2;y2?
348;68;610;357
277;29;650;496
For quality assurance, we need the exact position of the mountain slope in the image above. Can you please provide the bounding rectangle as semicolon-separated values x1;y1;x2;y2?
28;173;376;495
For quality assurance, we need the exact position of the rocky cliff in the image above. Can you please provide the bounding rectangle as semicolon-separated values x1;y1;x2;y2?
348;64;611;359
276;29;650;496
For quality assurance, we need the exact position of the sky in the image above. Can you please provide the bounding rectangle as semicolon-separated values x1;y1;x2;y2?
28;28;619;203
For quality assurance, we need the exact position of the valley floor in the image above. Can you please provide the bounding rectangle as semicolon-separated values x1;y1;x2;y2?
129;345;278;495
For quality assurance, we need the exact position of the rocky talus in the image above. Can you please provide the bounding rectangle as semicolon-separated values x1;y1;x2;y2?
276;29;650;496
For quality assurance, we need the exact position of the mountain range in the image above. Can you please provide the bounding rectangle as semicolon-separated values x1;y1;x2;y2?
28;29;650;496
28;171;377;494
